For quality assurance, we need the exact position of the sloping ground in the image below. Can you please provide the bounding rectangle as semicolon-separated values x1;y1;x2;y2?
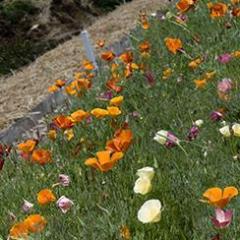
0;0;167;130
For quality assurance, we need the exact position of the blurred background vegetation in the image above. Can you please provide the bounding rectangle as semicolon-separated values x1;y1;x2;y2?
0;0;131;76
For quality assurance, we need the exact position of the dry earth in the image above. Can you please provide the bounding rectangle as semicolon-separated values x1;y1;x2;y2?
0;0;167;130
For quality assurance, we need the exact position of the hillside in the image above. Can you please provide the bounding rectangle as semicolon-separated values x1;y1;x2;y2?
0;0;167;130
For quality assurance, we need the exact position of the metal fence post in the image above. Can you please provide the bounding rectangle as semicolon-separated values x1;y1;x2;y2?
80;30;98;70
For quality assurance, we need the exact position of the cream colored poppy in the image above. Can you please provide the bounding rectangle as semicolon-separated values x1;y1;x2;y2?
232;123;240;137
137;199;162;223
153;130;168;145
136;167;155;181
194;119;204;127
219;125;231;137
134;177;152;195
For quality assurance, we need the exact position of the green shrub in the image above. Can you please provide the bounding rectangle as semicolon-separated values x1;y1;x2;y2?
93;0;132;11
0;0;38;24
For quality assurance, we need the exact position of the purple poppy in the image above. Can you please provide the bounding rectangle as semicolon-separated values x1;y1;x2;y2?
187;125;199;141
98;91;113;101
145;71;156;87
210;111;223;121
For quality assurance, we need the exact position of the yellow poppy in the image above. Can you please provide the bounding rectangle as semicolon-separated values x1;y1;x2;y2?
107;106;122;117
91;108;109;118
70;109;89;123
188;58;202;69
110;96;124;106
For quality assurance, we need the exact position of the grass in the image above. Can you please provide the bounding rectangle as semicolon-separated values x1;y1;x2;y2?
1;0;240;239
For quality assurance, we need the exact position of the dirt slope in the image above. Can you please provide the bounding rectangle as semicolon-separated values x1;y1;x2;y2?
0;0;167;130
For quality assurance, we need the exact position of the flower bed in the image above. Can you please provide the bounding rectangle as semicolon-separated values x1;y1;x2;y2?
1;1;240;239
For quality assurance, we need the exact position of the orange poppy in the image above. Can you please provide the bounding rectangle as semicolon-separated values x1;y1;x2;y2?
139;41;151;54
82;60;95;71
106;129;133;153
231;0;240;4
18;139;38;153
48;84;59;93
208;2;228;18
77;78;92;90
110;96;124;106
55;79;66;88
106;78;123;93
188;58;202;69
53;115;74;129
32;149;51;165
107;106;122;117
141;19;150;30
65;82;78;96
96;39;105;48
101;51;116;61
119;51;133;64
194;79;207;89
37;189;56;205
70;109;89;123
232;7;240;17
74;72;85;80
85;150;124;172
91;108;109;118
9;222;29;239
87;72;95;79
202;186;238;208
24;214;47;233
164;37;183;54
176;0;195;12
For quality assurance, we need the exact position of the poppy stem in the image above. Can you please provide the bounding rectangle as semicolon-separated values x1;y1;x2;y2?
169;19;191;34
124;32;140;42
177;142;188;156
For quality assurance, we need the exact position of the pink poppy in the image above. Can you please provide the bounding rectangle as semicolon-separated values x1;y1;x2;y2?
217;53;232;64
57;196;74;213
217;78;233;93
211;208;233;229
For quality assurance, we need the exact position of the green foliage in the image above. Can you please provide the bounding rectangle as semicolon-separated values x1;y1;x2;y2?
93;0;132;11
0;40;57;75
1;1;240;239
0;0;38;24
